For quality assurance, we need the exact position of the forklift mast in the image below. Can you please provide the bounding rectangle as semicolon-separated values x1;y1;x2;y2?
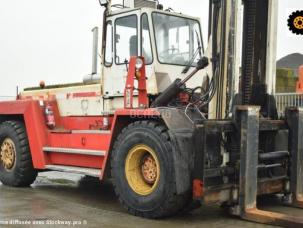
199;1;303;226
208;0;278;119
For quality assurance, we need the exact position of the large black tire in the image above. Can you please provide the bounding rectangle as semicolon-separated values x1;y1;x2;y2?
0;121;37;187
111;121;189;218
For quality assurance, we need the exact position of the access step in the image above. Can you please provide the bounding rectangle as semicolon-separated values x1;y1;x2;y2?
49;129;111;134
43;147;106;157
45;165;101;177
71;130;111;134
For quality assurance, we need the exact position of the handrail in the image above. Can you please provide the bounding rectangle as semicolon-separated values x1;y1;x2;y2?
275;93;303;117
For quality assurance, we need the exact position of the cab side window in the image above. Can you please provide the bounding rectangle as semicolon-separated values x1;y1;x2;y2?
115;15;138;64
141;14;153;65
105;21;113;66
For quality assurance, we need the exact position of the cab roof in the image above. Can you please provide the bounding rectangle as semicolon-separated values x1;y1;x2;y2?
107;7;200;22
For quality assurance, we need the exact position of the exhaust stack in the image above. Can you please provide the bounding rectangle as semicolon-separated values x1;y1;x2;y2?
91;27;99;75
83;27;101;84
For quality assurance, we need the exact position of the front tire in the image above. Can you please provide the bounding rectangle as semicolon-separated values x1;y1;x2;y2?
0;121;37;187
111;121;189;218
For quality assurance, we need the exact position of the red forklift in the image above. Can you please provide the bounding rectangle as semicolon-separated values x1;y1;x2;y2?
0;0;303;226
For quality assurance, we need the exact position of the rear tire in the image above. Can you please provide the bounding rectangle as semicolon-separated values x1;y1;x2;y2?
111;121;189;218
0;121;37;187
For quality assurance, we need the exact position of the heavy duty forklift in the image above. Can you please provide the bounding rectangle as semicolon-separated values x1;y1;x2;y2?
0;0;303;226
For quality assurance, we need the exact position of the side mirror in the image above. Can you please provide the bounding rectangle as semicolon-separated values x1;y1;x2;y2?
99;0;108;7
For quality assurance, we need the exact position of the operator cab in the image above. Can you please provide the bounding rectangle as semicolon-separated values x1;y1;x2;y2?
101;1;205;98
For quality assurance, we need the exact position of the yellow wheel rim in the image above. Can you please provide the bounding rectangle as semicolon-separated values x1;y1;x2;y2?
294;16;303;30
125;144;160;196
0;138;16;170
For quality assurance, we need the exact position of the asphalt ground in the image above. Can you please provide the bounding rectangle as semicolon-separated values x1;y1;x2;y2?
0;172;302;228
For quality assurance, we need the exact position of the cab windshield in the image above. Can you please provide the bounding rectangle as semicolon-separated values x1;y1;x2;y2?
152;12;202;66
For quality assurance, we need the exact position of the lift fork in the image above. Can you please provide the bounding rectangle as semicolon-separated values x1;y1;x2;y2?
231;106;303;227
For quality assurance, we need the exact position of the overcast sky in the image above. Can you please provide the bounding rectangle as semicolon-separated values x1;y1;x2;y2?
0;0;302;96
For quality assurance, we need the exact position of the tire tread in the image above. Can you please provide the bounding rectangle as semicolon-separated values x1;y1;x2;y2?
111;120;188;218
0;121;37;187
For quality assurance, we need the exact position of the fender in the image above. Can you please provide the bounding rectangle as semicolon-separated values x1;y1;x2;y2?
159;108;200;195
0;100;48;169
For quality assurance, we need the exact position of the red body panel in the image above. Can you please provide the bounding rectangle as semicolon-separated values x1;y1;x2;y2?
60;116;113;130
48;154;104;168
48;133;110;151
0;100;48;169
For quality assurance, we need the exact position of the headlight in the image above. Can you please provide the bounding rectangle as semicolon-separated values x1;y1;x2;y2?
135;58;143;70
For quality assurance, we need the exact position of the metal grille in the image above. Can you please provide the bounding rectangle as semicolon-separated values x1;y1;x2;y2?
134;0;156;9
275;93;303;117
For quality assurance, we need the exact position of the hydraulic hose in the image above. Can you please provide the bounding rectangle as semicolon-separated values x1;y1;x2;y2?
151;57;209;108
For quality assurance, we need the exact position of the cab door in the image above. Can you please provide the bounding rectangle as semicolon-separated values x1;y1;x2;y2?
102;11;140;97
